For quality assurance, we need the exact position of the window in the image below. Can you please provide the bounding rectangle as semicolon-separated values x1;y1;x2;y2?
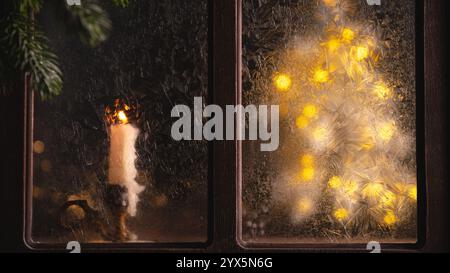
17;0;435;253
26;0;210;246
240;0;419;245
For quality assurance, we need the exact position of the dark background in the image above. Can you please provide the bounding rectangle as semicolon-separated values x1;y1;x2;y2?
1;0;449;252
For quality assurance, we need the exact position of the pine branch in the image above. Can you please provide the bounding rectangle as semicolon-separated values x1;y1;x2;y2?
0;0;118;99
112;0;130;8
19;0;42;14
2;14;63;99
64;1;112;47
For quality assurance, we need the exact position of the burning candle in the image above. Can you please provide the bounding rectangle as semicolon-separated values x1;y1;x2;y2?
107;101;144;218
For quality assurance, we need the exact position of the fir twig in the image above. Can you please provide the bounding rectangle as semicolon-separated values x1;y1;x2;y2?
2;13;62;99
19;0;42;14
65;1;112;47
112;0;130;8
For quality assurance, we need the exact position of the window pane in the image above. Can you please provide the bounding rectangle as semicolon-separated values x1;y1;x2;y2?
29;0;209;244
241;0;417;244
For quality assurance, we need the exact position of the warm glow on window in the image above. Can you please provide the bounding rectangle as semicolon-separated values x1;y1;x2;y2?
273;73;293;92
242;0;417;245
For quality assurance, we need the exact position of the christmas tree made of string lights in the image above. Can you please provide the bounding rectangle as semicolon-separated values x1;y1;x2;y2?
272;0;417;238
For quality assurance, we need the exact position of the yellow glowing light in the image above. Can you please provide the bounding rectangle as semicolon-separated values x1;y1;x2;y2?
333;208;349;221
383;211;397;226
360;128;375;150
380;191;397;207
374;82;392;100
303;104;318;119
300;154;315;167
353;46;369;61
296;115;310;129
313;69;330;84
342;28;355;42
362;183;384;198
313;127;328;141
408;185;417;201
378;122;396;142
41;159;52;173
393;182;407;193
361;140;375;151
322;0;337;7
33;140;45;154
118;111;128;123
328;176;342;189
326;39;341;52
343;180;359;196
297;198;313;214
300;167;315;181
273;73;292;92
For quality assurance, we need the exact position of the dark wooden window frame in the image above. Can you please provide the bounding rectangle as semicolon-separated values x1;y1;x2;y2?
8;0;447;253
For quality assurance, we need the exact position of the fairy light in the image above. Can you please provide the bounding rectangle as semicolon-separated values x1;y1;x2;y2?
328;176;342;189
378;121;396;142
383;211;397;226
343;180;359;196
362;182;384;198
333;208;349;221
408;185;417;201
273;73;292;92
374;82;392;100
326;38;341;52
352;46;369;61
300;154;315;167
313;69;330;84
296;115;309;129
303;104;318;119
341;28;355;42
322;0;337;7
33;140;45;154
299;167;315;182
313;127;328;141
380;191;397;207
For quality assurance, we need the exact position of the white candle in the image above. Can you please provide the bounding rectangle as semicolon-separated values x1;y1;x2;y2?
108;111;144;217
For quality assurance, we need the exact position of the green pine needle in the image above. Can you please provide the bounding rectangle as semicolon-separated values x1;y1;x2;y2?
2;14;63;99
112;0;130;8
0;0;119;99
65;1;112;47
19;0;43;14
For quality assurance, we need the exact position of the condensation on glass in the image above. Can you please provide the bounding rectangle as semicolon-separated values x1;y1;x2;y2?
27;0;209;244
241;0;418;245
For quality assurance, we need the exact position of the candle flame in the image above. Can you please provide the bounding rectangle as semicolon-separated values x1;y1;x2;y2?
118;111;128;123
105;99;133;125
